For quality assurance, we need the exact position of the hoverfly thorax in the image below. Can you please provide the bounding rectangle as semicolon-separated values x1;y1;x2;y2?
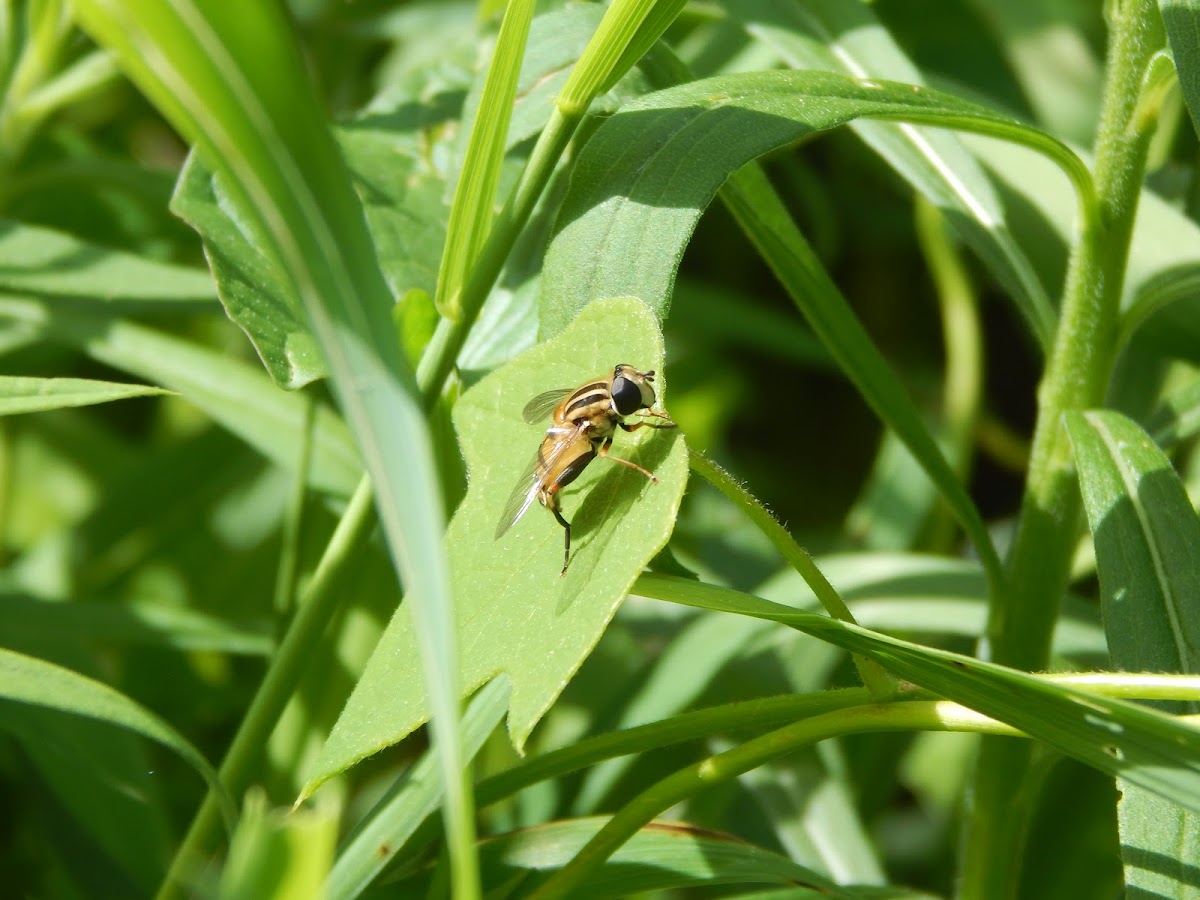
496;363;677;575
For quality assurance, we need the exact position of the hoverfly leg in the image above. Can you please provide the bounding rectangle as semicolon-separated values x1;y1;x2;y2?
620;409;676;432
549;504;572;575
597;436;657;483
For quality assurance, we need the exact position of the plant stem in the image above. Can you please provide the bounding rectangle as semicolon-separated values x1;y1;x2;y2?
156;476;376;900
961;2;1163;896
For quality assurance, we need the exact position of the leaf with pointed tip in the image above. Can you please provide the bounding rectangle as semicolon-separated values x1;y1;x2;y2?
304;297;687;794
0;376;170;415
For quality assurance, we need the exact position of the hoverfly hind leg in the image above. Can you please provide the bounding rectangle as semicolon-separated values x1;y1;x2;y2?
548;504;572;575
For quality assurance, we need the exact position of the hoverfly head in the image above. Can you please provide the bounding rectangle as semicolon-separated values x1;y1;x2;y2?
610;365;657;416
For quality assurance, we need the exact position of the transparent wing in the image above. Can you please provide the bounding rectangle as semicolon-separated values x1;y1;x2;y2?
494;425;585;539
522;388;571;423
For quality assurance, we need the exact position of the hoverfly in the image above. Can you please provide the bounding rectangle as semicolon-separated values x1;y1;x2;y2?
495;364;676;575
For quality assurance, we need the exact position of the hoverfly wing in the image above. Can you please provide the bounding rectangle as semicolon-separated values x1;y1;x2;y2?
495;449;543;539
495;422;585;539
522;388;571;423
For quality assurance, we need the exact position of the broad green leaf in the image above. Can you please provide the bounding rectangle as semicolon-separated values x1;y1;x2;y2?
219;791;336;900
730;0;1055;349
0;296;361;497
172;110;455;389
305;297;688;792
1066;410;1200;897
0;646;234;827
541;69;1083;338
170;158;324;389
400;817;846;898
1066;411;1200;677
0;375;170;415
640;574;1200;815
1161;0;1200;139
0;219;214;306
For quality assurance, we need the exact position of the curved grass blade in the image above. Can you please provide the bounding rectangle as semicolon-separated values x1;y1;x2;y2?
730;0;1055;350
0;647;234;829
541;69;1088;339
639;573;1200;815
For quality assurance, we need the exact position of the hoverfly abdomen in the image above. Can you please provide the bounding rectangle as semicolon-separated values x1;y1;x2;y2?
496;364;676;574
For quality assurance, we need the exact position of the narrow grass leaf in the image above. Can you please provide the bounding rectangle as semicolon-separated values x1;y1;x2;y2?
73;1;468;889
1066;409;1200;896
722;151;1003;589
0;296;360;497
305;297;688;792
0;646;234;828
435;0;535;320
0;219;214;306
558;0;680;113
640;574;1200;814
0;375;170;415
730;0;1055;349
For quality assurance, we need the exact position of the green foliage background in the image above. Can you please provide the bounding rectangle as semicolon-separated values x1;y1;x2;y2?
3;1;1200;898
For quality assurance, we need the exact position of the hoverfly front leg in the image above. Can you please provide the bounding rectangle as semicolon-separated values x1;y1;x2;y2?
620;408;676;432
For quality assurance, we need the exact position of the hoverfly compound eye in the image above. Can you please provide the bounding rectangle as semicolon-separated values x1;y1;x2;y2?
610;375;644;416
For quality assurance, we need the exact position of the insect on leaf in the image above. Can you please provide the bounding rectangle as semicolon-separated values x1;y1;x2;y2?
304;297;688;794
